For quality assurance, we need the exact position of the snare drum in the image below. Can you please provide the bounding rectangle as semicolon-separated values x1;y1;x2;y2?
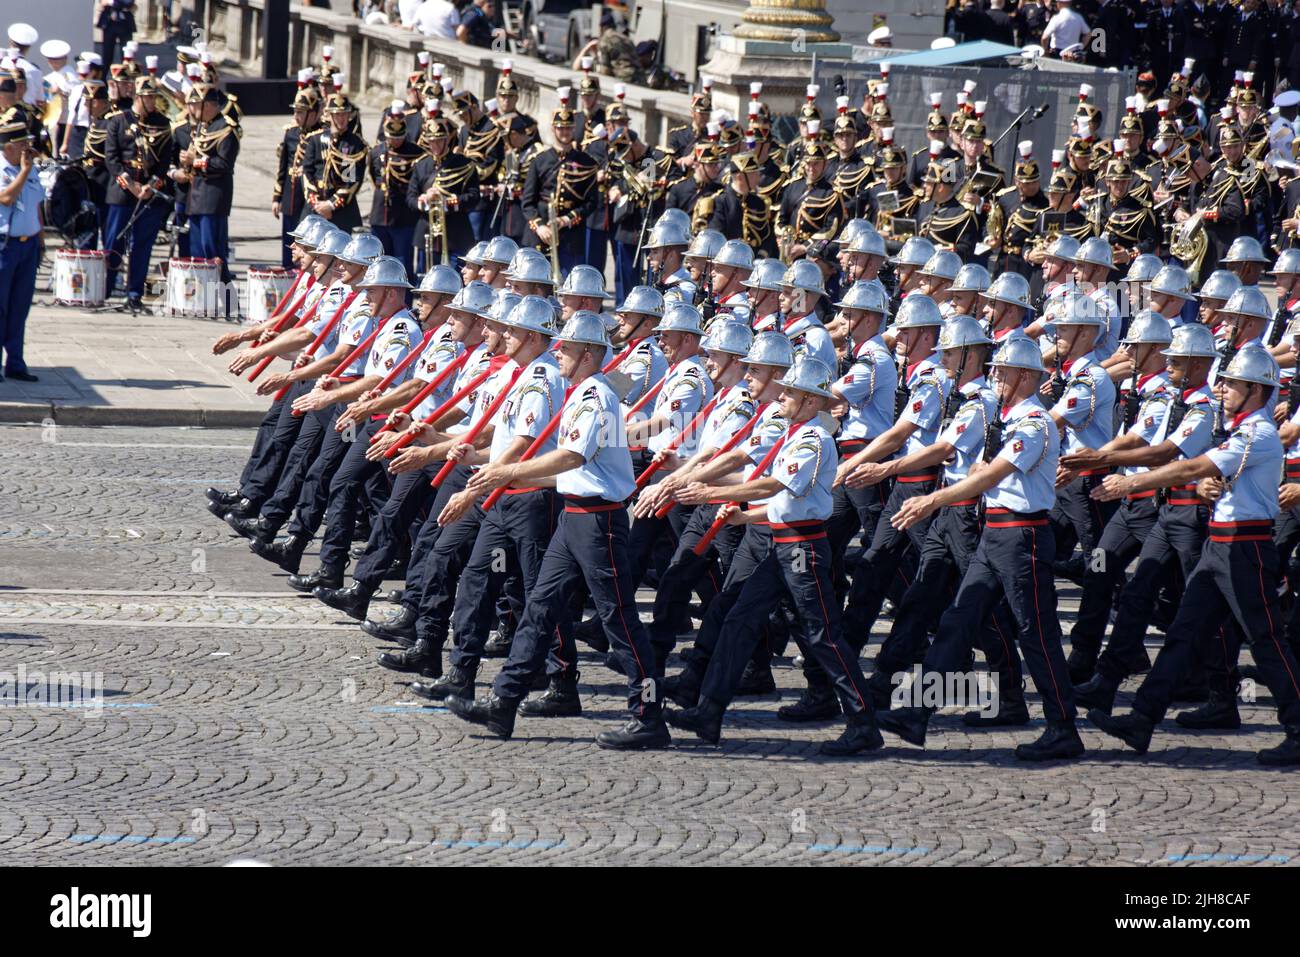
166;257;222;316
54;249;107;306
246;266;295;325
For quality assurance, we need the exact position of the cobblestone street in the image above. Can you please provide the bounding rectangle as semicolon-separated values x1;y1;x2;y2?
1;423;1297;866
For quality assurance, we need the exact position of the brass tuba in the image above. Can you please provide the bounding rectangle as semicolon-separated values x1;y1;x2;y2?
1169;209;1209;282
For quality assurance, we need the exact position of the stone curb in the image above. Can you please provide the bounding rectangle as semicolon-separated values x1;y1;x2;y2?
0;402;266;428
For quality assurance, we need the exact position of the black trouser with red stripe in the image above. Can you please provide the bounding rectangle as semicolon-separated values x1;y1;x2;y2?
318;419;390;573
679;522;774;677
397;465;470;615
919;511;1076;725
285;405;351;539
1095;498;1208;683
260;400;334;530
493;498;659;717
647;503;743;663
1051;471;1119;566
239;381;310;507
827;437;890;597
352;461;439;591
449;489;574;677
841;471;938;650
700;522;875;720
413;492;488;649
1132;526;1300;729
868;502;1025;699
1068;494;1160;660
1274;468;1300;659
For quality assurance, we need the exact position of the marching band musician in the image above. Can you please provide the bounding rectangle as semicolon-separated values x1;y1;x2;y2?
453;90;503;244
273;79;322;269
175;84;240;283
409;111;479;273
301;89;367;233
777;123;844;263
368;101;423;280
521;98;599;276
102;74;171;311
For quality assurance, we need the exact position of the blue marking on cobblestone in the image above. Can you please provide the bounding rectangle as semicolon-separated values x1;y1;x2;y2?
1166;852;1290;863
370;705;449;714
806;842;930;856
69;834;197;845
1;701;155;709
430;838;566;851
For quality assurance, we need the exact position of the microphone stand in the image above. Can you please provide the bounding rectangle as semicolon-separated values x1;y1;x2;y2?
989;104;1044;166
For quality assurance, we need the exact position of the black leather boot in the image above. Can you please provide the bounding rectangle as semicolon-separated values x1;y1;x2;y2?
661;667;703;709
777;684;840;722
819;711;885;756
597;714;671;750
361;605;416;644
224;512;276;544
384;556;407;580
520;671;582;717
962;696;1031;727
1257;727;1300;766
575;615;608;653
250;534;310;575
377;638;442;678
222;496;260;520
1066;641;1100;685
314;581;375;621
663;697;724;744
1072;672;1120;714
1014;722;1085;761
447;692;520;739
1087;708;1155;753
1174;691;1241;730
412;662;475;701
287;566;342;592
207;486;239;505
736;660;777;695
876;706;931;747
483;631;512;658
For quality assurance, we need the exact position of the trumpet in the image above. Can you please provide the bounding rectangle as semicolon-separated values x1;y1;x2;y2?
424;185;450;267
547;190;561;284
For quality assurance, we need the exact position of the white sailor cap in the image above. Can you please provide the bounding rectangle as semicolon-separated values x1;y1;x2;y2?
1275;90;1300;109
39;39;69;60
868;25;892;44
7;22;37;47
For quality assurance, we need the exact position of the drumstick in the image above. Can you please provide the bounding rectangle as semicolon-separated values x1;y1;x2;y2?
334;327;439;432
652;403;768;518
247;296;323;382
692;417;804;557
371;349;473;439
259;273;314;340
429;365;527;488
634;395;720;490
382;358;506;458
270;290;361;400
624;375;666;421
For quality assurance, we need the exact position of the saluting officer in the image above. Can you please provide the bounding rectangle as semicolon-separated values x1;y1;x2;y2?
879;334;1084;762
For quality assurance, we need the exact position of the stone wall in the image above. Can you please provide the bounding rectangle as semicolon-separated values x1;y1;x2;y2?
173;0;693;144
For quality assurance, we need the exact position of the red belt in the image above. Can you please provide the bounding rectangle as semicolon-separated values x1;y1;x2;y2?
504;486;542;495
947;498;979;507
771;519;827;543
836;438;868;451
1286;458;1300;480
1125;489;1157;501
1166;483;1201;506
985;507;1049;528
1208;519;1273;543
1078;468;1111;477
896;468;939;484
